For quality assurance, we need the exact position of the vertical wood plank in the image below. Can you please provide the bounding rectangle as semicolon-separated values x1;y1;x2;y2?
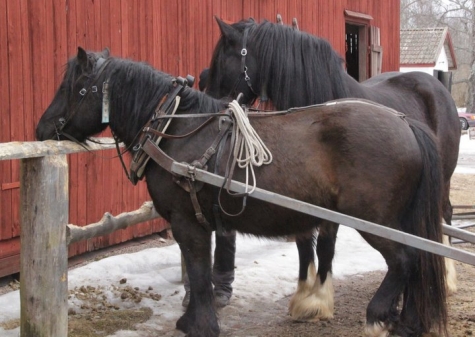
109;0;124;246
7;0;24;239
65;0;80;257
0;0;12;241
20;155;68;337
20;0;34;142
151;0;162;69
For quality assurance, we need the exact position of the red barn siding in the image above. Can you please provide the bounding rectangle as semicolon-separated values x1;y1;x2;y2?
0;0;400;277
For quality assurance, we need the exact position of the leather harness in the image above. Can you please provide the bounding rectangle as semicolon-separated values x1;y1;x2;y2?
129;76;234;232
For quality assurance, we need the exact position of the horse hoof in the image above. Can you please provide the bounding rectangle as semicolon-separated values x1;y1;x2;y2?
288;300;334;321
176;314;192;333
444;245;458;295
364;322;389;337
214;293;231;308
185;325;220;337
182;291;191;307
288;273;334;321
288;291;334;321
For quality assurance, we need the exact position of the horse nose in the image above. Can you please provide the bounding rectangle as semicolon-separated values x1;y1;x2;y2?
35;119;57;141
35;126;46;141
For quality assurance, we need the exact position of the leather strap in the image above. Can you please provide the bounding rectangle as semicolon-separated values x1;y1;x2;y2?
187;178;213;232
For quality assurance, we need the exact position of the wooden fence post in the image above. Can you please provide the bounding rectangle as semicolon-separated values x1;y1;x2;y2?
20;155;69;337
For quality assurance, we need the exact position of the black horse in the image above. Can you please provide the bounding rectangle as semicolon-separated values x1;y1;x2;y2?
206;18;460;320
36;48;448;337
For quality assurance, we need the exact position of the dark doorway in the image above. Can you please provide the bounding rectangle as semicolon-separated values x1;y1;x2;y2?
345;23;360;81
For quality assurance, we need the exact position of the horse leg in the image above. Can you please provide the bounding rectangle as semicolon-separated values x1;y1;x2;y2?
212;229;236;307
362;238;411;337
172;213;219;337
289;222;337;321
442;185;457;295
443;234;457;294
394;287;424;337
288;231;317;320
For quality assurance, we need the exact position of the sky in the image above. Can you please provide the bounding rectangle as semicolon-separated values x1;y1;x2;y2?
0;133;473;337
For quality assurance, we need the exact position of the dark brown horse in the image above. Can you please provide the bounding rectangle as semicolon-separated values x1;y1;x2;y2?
206;18;460;321
36;48;448;337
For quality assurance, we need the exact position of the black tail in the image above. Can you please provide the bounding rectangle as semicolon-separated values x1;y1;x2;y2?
404;119;447;335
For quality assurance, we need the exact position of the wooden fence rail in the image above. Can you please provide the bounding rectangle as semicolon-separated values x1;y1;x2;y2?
0;138;118;160
0;139;162;337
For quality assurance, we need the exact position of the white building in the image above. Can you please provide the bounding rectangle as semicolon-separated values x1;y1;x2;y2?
400;27;457;89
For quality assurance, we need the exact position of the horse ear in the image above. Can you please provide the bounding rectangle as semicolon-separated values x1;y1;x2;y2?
77;47;89;70
102;47;110;58
215;16;241;42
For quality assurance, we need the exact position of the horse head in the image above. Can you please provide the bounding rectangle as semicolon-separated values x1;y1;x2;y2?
207;18;260;104
36;47;111;141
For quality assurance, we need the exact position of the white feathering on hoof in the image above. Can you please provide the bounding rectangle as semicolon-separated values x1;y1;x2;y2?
443;235;458;295
288;267;334;321
364;322;389;337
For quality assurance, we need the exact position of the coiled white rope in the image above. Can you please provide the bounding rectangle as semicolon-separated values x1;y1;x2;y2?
227;100;273;194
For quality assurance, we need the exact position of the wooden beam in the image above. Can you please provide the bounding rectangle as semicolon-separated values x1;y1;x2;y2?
66;201;161;245
20;155;69;337
153;145;475;266
0;137;120;161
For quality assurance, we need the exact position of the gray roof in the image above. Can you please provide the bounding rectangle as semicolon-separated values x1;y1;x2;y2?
400;27;456;69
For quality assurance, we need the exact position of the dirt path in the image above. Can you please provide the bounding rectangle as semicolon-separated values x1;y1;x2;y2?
216;247;475;337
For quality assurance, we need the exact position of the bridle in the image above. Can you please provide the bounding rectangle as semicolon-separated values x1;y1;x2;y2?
55;55;110;141
222;26;260;104
52;55;136;175
240;27;259;97
224;26;269;107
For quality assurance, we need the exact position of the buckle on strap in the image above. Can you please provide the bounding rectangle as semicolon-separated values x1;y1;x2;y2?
129;75;194;184
187;164;197;182
187;179;212;232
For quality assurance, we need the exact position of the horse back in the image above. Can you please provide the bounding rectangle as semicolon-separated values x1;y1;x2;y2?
357;71;460;179
240;102;422;224
361;71;458;131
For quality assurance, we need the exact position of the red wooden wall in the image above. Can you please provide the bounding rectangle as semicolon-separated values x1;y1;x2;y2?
0;0;400;278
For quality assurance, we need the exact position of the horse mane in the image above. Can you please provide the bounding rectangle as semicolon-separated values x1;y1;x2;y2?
86;57;226;145
225;20;350;109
